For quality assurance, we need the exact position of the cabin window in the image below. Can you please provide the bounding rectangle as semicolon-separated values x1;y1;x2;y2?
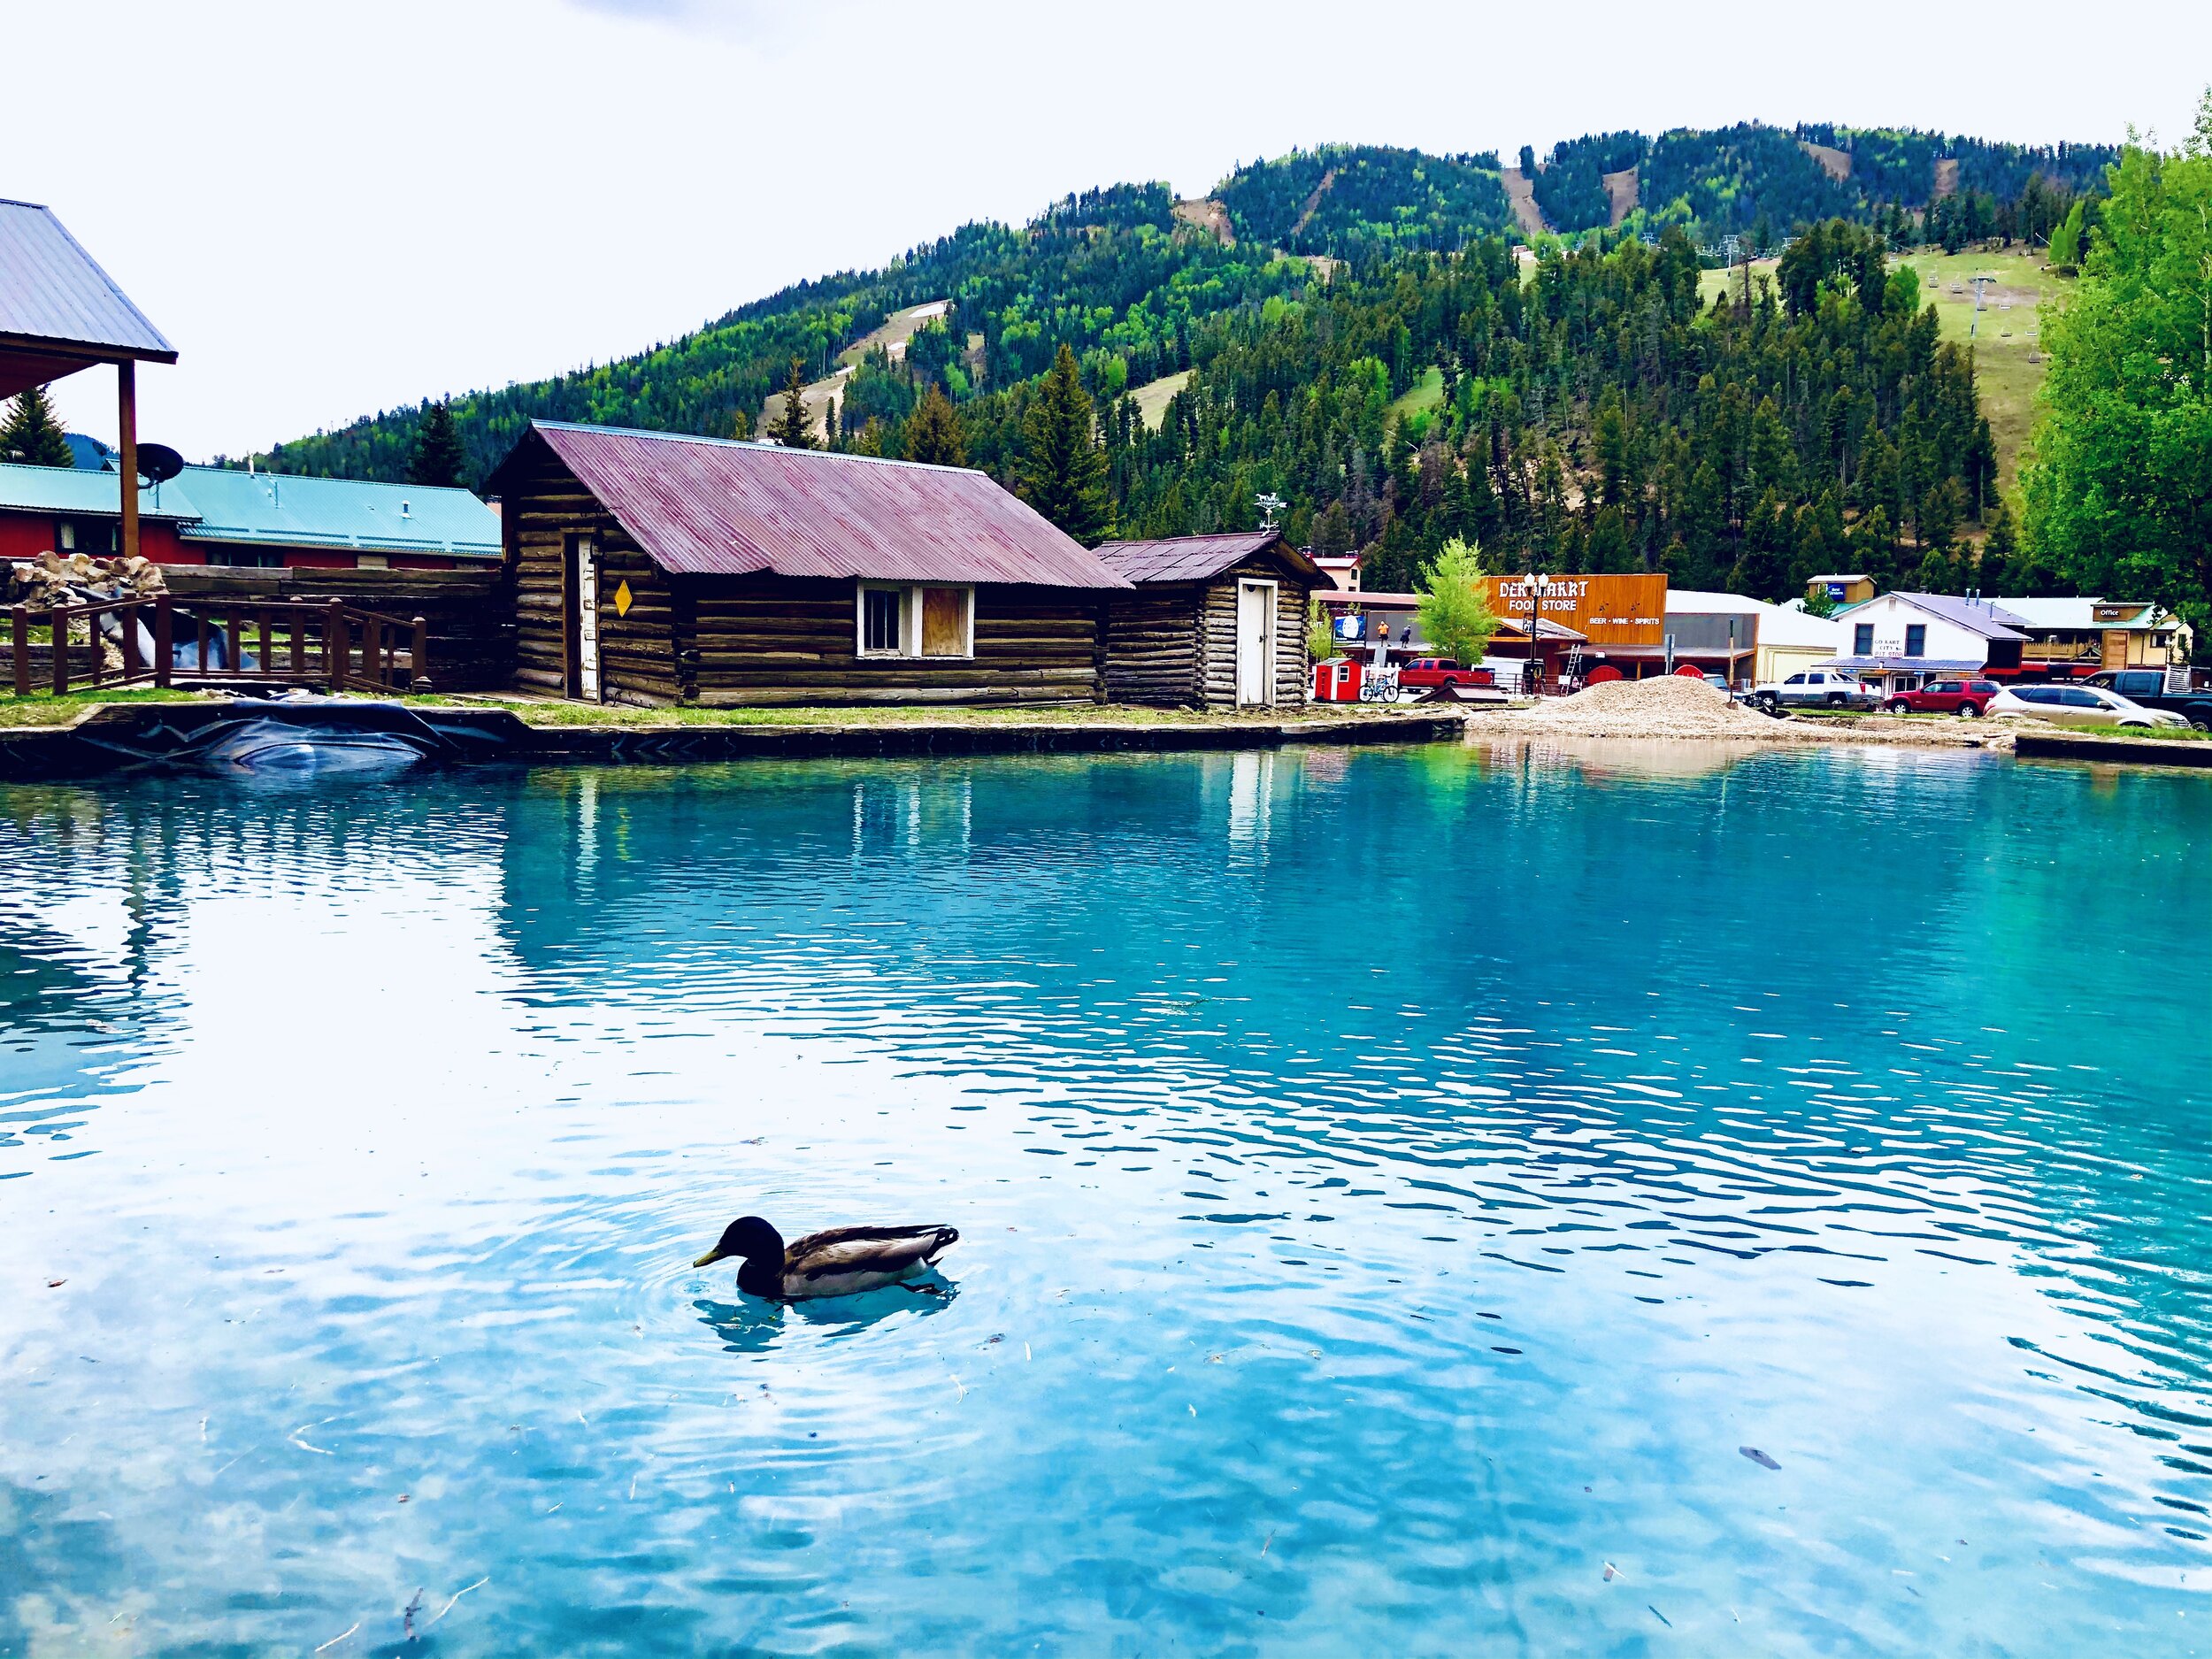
1904;624;1926;657
1853;623;1874;656
856;583;972;659
860;586;907;655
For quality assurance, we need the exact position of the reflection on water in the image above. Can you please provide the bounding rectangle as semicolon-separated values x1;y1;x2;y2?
2;746;2209;1657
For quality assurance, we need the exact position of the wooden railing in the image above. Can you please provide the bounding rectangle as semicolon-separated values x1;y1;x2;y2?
5;594;430;698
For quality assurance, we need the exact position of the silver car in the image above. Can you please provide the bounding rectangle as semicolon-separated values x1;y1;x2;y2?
1753;668;1882;710
1988;684;2190;729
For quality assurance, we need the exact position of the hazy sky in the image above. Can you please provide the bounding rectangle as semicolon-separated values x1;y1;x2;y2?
12;0;2208;461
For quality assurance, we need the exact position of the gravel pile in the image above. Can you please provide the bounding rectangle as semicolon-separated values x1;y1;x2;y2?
1479;675;1783;737
1456;675;2010;748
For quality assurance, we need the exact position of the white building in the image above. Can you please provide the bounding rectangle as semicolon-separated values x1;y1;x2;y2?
1826;592;2025;691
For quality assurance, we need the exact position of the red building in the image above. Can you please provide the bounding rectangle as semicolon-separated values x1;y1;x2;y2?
0;460;502;572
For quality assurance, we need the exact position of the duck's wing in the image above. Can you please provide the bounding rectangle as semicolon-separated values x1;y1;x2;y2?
785;1225;959;1283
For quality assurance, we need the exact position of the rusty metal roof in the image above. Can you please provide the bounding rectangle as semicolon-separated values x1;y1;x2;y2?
1093;530;1320;585
509;422;1129;588
0;199;175;369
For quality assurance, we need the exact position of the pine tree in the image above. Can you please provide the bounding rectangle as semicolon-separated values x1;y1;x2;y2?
1;385;75;469
1017;344;1110;542
769;357;816;449
409;399;465;488
902;384;966;467
824;395;840;450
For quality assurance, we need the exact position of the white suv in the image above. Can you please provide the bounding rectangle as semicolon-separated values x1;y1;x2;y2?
1753;669;1882;710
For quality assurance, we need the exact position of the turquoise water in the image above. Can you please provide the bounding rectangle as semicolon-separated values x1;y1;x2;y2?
3;739;2209;1656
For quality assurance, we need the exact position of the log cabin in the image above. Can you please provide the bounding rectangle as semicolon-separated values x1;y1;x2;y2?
1094;531;1321;708
483;422;1131;707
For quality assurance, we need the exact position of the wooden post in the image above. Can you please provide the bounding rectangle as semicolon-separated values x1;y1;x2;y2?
119;601;142;680
52;606;71;695
153;594;173;687
11;605;27;698
117;362;140;566
290;609;304;677
410;614;431;695
326;601;346;693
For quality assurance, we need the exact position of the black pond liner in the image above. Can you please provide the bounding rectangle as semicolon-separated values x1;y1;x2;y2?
62;698;528;780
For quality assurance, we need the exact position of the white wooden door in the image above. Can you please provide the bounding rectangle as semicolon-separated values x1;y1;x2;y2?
1236;580;1276;706
575;534;602;702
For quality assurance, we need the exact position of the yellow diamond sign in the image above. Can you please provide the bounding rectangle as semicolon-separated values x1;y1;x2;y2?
612;580;634;618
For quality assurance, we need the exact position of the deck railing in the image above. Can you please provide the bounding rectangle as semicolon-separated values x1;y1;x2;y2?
5;594;430;698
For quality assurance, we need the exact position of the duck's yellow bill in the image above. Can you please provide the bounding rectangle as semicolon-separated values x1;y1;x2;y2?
693;1248;727;1267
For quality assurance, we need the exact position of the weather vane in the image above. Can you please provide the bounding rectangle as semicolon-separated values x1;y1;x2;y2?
1256;492;1285;528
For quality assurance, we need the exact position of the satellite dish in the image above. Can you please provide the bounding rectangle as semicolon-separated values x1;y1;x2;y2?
136;443;185;486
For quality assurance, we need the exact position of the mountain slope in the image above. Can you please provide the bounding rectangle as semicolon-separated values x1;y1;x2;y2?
242;122;2119;489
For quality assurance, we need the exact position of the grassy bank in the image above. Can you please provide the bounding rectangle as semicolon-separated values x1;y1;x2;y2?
0;690;1437;733
0;687;204;728
418;696;1428;730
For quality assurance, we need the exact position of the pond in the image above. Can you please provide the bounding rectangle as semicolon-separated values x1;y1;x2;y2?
3;740;2208;1656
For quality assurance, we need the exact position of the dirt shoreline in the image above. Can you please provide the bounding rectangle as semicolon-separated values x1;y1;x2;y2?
1457;707;2012;749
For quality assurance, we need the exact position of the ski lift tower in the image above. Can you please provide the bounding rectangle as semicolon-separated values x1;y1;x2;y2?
1969;273;1998;340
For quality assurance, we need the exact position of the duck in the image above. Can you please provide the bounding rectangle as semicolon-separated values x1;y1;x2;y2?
693;1215;959;1301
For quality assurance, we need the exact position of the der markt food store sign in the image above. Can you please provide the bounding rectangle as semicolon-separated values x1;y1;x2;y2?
1486;573;1667;647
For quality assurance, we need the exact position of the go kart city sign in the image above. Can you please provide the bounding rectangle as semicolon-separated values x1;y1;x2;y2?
1486;572;1668;647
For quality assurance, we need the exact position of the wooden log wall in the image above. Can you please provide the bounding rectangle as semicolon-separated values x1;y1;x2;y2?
1105;561;1313;709
595;532;680;705
686;573;1102;707
506;448;680;704
162;565;514;690
1102;585;1204;705
509;446;588;698
1193;559;1312;709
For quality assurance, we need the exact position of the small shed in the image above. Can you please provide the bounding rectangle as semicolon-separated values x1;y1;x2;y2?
483;422;1130;707
1094;530;1321;708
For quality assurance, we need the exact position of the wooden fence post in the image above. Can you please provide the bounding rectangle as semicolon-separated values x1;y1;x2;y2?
52;606;70;695
410;615;430;695
11;605;27;698
154;595;173;688
120;600;142;680
326;601;347;694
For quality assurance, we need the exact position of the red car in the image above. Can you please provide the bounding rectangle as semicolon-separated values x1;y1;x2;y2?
1886;677;2001;716
1395;657;1494;690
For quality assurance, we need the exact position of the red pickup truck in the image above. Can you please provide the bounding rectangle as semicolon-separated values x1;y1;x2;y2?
1395;657;1494;690
1886;678;2001;716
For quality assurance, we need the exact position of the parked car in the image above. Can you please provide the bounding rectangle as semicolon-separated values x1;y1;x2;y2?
1752;669;1881;710
1988;684;2190;728
1395;657;1494;691
2081;668;2212;730
1885;678;2003;716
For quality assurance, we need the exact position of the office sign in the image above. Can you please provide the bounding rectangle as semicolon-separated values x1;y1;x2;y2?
1485;573;1667;646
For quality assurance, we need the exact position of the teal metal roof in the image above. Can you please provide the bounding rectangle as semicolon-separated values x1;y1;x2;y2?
0;458;200;521
0;461;501;558
174;468;501;558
